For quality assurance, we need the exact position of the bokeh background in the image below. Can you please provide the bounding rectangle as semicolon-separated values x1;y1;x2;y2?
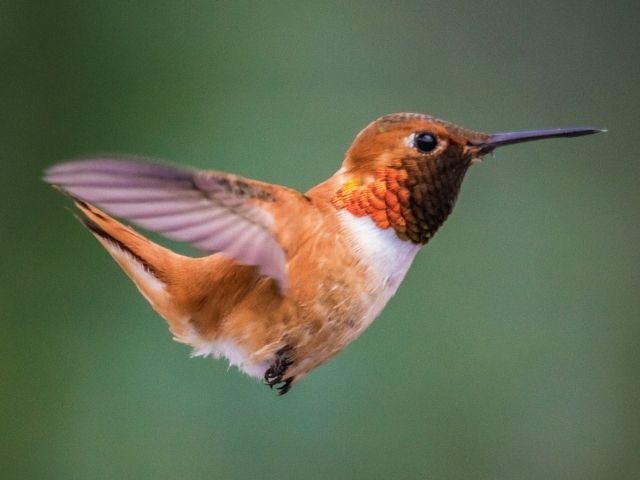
2;2;639;479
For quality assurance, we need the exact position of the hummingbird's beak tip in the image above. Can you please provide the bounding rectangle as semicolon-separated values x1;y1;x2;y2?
573;127;607;135
567;126;608;137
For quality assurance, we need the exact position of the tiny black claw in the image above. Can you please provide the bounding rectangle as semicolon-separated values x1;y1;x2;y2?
277;378;293;395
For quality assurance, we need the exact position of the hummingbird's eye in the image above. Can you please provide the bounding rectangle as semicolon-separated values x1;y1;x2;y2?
414;132;439;153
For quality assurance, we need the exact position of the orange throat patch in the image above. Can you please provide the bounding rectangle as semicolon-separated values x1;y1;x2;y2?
332;167;421;242
332;153;471;244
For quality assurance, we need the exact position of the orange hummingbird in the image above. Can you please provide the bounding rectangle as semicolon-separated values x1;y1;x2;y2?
44;113;603;394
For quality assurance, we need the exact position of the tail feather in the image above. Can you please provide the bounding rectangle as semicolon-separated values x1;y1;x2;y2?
82;215;162;282
74;200;193;338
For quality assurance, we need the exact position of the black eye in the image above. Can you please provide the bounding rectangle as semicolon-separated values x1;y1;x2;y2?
414;132;438;153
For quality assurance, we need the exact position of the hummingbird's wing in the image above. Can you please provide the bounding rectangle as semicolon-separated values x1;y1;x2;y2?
45;158;305;291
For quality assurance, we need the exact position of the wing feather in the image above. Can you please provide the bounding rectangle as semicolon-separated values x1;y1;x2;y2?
44;158;299;291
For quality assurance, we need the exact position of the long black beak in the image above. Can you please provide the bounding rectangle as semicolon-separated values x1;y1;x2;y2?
477;127;605;154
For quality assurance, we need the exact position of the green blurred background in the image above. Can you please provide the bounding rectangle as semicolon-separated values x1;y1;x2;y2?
2;1;639;479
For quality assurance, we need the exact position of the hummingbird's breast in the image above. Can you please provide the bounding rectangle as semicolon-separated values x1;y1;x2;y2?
267;206;422;379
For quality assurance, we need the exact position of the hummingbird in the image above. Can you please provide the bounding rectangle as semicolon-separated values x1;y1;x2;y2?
44;113;603;395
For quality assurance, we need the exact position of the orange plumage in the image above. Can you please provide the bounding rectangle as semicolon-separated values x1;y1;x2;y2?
44;113;602;394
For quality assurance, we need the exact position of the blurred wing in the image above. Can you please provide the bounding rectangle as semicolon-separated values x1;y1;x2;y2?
45;158;294;291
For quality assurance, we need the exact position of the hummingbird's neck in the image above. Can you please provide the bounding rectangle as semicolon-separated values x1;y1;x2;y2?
327;146;472;244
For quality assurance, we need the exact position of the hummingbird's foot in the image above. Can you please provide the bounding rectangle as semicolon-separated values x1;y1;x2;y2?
264;345;294;394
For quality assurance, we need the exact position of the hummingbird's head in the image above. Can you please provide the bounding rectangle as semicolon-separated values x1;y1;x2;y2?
333;112;603;244
342;112;488;177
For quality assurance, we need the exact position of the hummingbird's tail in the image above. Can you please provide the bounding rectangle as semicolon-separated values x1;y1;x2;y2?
73;199;197;341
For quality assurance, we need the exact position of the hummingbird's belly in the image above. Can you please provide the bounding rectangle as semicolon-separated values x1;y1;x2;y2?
180;210;421;382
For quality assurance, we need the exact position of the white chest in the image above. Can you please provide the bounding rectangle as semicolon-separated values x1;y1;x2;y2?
337;211;421;328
